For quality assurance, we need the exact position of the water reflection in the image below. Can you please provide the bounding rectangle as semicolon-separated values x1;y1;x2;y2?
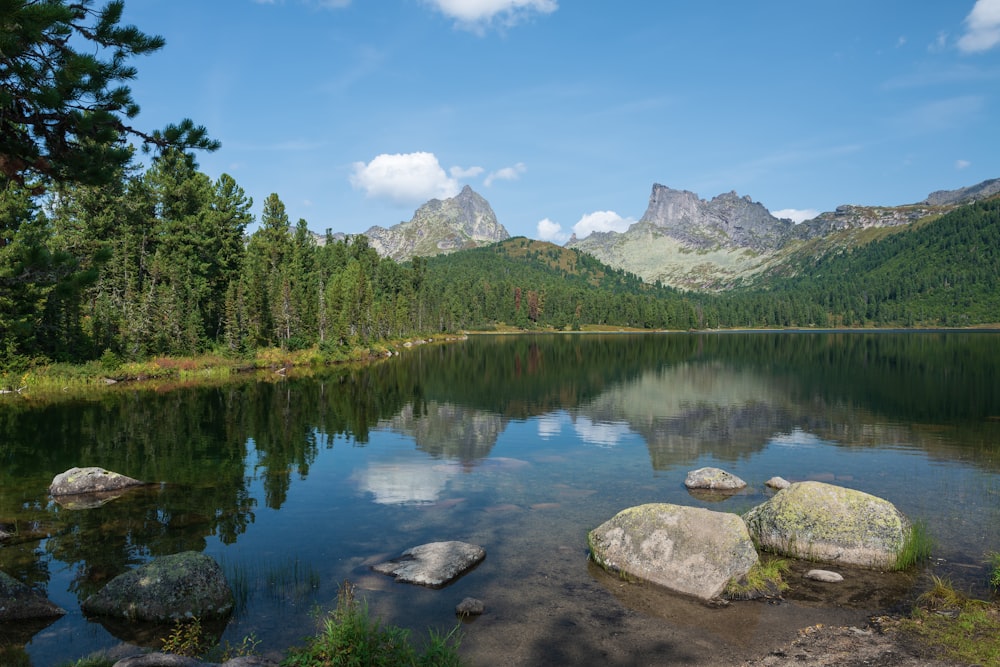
1;332;999;665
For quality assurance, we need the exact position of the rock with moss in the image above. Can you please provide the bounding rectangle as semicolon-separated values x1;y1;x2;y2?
588;503;758;600
0;571;66;620
49;466;145;496
742;481;910;569
82;552;233;622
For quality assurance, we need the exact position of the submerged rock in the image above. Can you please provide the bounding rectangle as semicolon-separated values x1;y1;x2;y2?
49;467;145;497
0;571;66;620
805;569;845;583
684;467;747;491
82;552;233;622
588;503;758;601
742;481;910;569
765;476;791;490
372;541;486;588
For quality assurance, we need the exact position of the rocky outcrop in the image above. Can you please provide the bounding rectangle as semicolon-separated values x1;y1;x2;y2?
588;503;758;600
364;186;509;262
637;185;793;252
742;482;910;569
684;466;746;491
49;467;145;496
372;541;486;588
82;552;233;622
0;571;66;620
923;177;1000;206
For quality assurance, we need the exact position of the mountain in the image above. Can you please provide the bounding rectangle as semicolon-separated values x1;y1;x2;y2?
362;185;509;262
567;179;999;291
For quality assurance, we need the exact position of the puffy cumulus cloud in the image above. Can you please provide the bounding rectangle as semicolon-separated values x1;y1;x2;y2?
425;0;557;31
536;218;570;243
956;159;972;169
450;165;485;179
350;152;460;206
959;0;1000;53
572;211;633;238
771;208;820;223
484;162;526;186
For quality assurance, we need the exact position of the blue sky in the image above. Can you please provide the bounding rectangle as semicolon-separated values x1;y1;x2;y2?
120;0;1000;241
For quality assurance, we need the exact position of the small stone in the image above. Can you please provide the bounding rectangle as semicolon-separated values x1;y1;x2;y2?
456;597;485;617
804;569;844;583
765;476;791;490
684;467;747;491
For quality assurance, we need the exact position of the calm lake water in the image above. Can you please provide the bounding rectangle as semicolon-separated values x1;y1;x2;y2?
2;332;1000;665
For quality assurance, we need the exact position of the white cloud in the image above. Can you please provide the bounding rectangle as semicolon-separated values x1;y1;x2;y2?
771;208;820;223
571;211;634;239
536;218;570;243
959;0;1000;53
350;152;460;206
425;0;557;31
484;162;526;186
573;417;632;448
956;159;972;169
450;165;485;179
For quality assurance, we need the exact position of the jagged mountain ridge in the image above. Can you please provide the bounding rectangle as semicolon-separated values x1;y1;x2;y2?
362;185;509;262
567;179;999;291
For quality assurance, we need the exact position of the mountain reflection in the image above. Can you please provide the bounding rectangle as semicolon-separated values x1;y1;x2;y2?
1;331;999;622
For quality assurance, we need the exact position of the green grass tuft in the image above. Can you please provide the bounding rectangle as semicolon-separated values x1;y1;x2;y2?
281;580;463;667
894;519;933;571
900;576;1000;665
724;558;790;600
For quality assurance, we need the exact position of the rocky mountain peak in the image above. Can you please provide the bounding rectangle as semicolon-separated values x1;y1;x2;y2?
638;183;793;252
363;186;509;262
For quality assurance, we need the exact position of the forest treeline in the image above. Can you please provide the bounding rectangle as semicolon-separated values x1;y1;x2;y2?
3;147;1000;373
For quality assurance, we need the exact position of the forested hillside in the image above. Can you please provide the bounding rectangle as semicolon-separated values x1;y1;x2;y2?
3;156;999;374
704;198;1000;328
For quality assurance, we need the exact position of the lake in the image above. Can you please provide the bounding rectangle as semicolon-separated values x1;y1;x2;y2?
2;332;1000;665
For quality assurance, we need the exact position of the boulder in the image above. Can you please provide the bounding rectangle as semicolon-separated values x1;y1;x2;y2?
49;467;145;496
82;552;233;622
372;541;485;588
588;503;758;601
805;569;844;583
742;481;910;569
0;571;66;620
684;467;746;491
765;476;791;490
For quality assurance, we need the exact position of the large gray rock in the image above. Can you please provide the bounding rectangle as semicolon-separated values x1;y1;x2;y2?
372;541;486;588
82;552;233;622
684;466;746;491
0;571;66;620
742;481;910;569
588;503;758;601
49;467;145;496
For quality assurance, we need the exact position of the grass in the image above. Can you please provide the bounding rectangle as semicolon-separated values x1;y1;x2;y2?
222;555;322;616
894;519;934;571
281;581;463;667
898;576;1000;665
988;551;1000;591
724;557;790;600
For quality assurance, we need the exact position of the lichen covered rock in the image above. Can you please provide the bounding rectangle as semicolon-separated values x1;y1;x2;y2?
372;541;485;588
684;467;747;491
742;481;910;569
82;552;233;622
0;571;66;620
588;503;758;600
49;467;145;496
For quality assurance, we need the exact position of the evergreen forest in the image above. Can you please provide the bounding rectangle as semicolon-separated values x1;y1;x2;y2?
2;0;999;376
